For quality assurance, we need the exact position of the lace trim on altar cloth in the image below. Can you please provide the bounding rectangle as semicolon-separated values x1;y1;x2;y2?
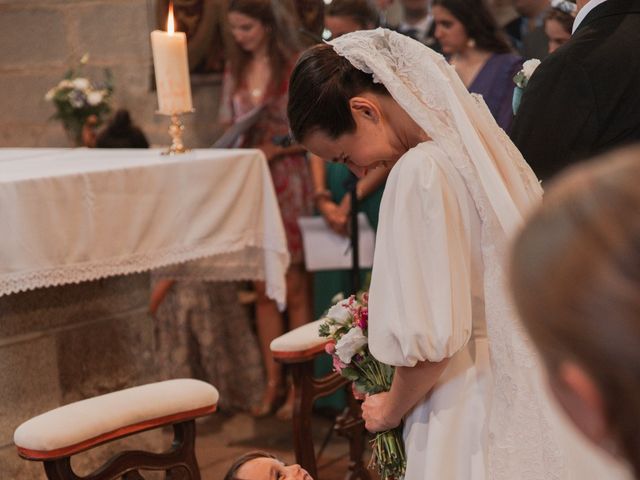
0;243;288;309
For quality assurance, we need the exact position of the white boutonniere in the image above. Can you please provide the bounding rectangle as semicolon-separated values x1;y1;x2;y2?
513;59;541;88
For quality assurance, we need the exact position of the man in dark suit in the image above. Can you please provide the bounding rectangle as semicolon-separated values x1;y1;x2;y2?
391;0;441;52
504;0;551;60
510;0;640;181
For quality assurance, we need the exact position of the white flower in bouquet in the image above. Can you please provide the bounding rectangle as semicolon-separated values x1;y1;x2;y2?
87;90;104;106
44;88;56;101
335;326;368;363
327;301;352;325
72;77;90;91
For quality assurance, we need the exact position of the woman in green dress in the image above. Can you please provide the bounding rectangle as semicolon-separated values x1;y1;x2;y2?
309;0;388;411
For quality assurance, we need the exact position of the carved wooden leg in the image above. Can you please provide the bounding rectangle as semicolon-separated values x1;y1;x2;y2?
335;388;370;480
291;360;319;479
290;359;350;479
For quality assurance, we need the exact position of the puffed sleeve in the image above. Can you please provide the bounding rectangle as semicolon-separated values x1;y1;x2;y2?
368;143;473;367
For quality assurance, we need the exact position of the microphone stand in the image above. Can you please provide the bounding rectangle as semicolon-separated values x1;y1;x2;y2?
345;172;360;295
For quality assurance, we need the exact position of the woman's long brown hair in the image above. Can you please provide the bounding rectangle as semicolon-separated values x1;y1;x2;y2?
226;0;302;94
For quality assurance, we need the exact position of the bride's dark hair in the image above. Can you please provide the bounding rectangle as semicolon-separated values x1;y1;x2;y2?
287;43;389;143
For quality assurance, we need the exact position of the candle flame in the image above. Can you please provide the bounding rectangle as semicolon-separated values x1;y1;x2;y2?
167;1;175;34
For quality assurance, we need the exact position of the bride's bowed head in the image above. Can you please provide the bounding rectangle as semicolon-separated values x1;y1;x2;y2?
287;39;431;178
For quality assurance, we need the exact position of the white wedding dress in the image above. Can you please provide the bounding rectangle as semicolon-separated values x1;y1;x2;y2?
331;29;632;480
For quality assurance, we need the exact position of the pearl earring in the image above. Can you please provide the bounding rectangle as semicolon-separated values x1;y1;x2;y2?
467;38;476;48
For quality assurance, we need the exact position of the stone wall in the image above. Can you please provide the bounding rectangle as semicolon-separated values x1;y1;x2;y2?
0;274;167;479
0;0;224;149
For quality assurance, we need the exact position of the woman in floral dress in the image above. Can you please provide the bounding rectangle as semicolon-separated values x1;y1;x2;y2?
220;0;314;418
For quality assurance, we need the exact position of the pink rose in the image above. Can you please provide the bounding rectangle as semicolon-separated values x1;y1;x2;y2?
357;308;368;330
332;355;347;374
325;342;336;355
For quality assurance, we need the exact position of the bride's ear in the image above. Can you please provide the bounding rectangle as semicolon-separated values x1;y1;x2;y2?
349;97;381;124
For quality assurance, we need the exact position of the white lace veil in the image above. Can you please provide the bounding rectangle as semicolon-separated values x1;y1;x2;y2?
330;29;565;479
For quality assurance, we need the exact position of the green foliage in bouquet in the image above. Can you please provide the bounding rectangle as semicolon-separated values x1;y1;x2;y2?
45;54;114;145
319;292;406;479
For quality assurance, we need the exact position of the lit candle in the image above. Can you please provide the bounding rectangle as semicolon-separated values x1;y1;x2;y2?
150;2;193;115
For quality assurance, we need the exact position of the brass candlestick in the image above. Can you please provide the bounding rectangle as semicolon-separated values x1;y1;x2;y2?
161;111;192;155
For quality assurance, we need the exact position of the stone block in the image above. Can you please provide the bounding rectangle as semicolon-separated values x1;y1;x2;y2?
0;273;150;340
0;335;61;447
56;308;157;403
76;2;151;61
0;123;68;148
0;9;68;67
0;71;67;124
0;444;43;480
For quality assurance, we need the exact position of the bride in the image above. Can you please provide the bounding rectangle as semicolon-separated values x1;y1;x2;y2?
287;29;629;479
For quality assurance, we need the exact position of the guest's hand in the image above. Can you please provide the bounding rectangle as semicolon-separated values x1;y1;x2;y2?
258;143;282;162
338;193;352;217
361;392;400;432
318;199;348;236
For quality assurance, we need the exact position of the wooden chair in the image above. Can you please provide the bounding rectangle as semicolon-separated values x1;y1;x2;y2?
13;379;218;480
271;320;370;480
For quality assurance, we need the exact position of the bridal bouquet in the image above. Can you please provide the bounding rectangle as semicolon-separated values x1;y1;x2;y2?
45;53;113;145
319;292;405;479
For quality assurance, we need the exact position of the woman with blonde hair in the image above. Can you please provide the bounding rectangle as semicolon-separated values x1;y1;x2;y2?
511;146;640;478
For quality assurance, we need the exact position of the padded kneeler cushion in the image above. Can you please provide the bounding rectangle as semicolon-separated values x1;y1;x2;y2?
14;378;218;460
270;319;329;363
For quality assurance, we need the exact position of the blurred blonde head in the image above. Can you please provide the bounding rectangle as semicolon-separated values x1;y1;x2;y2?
511;145;640;475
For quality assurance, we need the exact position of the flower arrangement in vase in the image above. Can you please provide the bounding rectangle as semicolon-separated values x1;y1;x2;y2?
45;54;113;146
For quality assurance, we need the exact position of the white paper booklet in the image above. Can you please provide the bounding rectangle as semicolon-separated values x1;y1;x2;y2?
297;213;375;271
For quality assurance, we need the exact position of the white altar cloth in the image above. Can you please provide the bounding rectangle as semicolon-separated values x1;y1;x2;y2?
0;148;289;306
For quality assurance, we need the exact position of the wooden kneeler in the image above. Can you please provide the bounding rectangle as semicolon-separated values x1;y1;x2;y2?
13;379;218;480
271;320;370;480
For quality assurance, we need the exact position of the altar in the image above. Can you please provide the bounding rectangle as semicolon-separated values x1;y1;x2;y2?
0;148;289;479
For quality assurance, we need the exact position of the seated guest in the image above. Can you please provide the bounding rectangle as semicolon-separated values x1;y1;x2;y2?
224;451;313;480
511;146;640;478
433;0;523;131
544;0;575;54
95;109;149;148
325;0;380;39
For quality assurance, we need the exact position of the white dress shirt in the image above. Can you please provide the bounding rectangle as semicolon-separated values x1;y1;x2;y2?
573;0;609;33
